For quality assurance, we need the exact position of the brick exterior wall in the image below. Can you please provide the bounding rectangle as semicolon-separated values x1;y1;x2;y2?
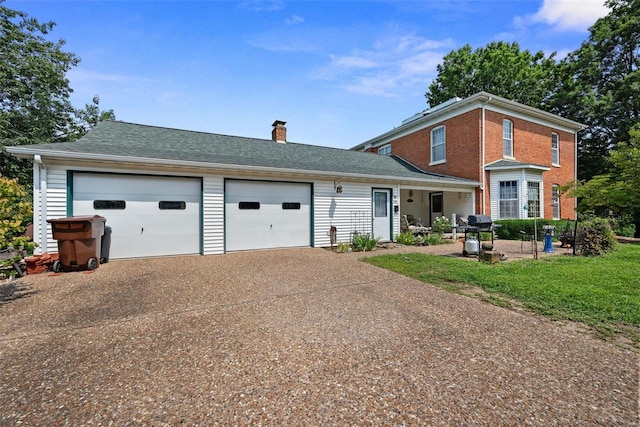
370;107;577;220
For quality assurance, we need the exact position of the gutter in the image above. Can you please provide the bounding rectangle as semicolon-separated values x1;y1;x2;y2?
481;96;492;215
7;147;480;188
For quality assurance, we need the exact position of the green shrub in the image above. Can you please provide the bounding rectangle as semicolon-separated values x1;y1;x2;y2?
395;231;416;246
0;175;36;253
352;234;380;252
336;242;351;253
579;217;618;257
423;234;443;246
493;219;573;241
432;216;451;234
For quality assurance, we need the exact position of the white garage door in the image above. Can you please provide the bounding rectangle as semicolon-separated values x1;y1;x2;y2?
225;180;311;251
72;173;201;259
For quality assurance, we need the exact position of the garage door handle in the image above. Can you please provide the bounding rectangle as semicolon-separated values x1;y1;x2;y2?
270;224;272;230
141;227;144;234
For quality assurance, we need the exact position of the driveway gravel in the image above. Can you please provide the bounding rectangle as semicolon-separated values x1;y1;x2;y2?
0;247;637;426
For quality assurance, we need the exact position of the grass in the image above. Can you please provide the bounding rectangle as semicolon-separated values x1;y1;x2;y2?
364;243;640;344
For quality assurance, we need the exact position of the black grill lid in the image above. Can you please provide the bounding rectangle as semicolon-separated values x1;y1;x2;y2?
467;214;492;226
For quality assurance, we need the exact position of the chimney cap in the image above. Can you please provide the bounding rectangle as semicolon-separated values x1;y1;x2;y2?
272;120;286;127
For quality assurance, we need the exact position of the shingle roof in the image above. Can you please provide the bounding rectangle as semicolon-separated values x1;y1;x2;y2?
12;121;479;185
484;159;550;171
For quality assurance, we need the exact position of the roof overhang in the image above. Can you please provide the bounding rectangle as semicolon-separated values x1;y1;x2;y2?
8;146;481;189
484;160;551;172
352;91;587;151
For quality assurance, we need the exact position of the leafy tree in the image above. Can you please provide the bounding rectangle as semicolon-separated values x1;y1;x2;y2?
425;41;560;109
68;95;116;141
0;2;115;191
551;0;640;180
0;175;35;252
0;1;79;187
574;126;640;237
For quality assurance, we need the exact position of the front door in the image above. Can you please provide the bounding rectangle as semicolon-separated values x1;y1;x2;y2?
430;192;443;225
372;189;391;241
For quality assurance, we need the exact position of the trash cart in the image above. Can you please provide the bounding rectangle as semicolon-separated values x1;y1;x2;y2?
47;216;106;272
100;225;112;264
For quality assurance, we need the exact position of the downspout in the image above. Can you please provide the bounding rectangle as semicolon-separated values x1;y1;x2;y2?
481;96;492;215
34;155;47;254
574;131;579;219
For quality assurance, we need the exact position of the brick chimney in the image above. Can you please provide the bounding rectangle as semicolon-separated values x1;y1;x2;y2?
272;120;286;143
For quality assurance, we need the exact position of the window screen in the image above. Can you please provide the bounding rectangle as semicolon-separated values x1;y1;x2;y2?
499;181;518;219
93;200;126;210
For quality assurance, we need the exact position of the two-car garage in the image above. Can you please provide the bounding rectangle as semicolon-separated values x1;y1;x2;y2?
71;173;312;258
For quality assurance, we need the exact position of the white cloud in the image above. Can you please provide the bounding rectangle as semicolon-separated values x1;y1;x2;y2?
518;0;610;32
324;34;454;97
239;1;284;12
286;15;304;26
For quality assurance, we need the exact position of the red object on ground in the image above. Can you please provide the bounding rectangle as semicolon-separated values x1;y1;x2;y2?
25;253;59;275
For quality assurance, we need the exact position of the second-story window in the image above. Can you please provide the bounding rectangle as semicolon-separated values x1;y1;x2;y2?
378;144;391;155
431;126;445;164
552;133;560;165
503;119;513;158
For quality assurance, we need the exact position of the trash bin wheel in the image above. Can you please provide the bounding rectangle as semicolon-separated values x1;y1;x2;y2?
87;257;97;270
52;260;61;273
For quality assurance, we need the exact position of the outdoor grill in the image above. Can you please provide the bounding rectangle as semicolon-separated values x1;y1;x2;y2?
466;214;494;232
461;214;501;256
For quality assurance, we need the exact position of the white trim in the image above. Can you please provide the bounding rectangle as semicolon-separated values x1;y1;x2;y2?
8;148;478;189
430;125;446;164
352;91;586;151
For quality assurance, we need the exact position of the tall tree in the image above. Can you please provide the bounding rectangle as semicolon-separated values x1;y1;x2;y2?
573;126;640;237
425;41;560;109
551;0;640;180
68;95;116;141
0;1;79;187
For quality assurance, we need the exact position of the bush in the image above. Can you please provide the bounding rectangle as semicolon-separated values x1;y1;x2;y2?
395;232;416;246
352;234;380;252
0;175;35;252
423;234;443;246
579;217;618;257
336;242;351;253
431;216;451;235
493;219;573;241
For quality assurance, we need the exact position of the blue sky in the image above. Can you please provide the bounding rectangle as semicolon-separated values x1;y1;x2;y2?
7;0;609;149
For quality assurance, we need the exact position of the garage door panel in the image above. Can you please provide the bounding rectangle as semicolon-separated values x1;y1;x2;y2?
73;173;201;259
225;180;311;251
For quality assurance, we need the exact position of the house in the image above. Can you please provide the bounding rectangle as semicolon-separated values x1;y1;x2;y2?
7;120;479;259
351;92;586;224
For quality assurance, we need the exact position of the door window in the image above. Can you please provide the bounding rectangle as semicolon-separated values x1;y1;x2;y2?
374;192;388;217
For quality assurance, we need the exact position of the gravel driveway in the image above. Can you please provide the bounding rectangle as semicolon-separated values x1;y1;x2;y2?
0;248;637;425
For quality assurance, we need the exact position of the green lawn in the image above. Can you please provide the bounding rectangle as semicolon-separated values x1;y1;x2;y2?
364;243;640;343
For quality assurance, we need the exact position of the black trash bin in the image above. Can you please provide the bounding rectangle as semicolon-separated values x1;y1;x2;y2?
101;225;112;264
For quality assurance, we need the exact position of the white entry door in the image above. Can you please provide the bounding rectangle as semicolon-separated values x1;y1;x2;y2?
372;189;391;241
72;173;201;259
225;180;311;251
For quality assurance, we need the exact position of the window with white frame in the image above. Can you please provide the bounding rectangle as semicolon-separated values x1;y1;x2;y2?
551;133;559;165
499;180;519;219
527;182;541;218
431;126;445;163
378;144;391;155
552;184;560;219
503;119;513;158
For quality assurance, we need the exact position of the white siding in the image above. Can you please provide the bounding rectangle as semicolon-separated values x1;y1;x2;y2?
489;169;545;220
313;181;373;246
203;176;224;255
43;166;69;254
443;192;474;221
